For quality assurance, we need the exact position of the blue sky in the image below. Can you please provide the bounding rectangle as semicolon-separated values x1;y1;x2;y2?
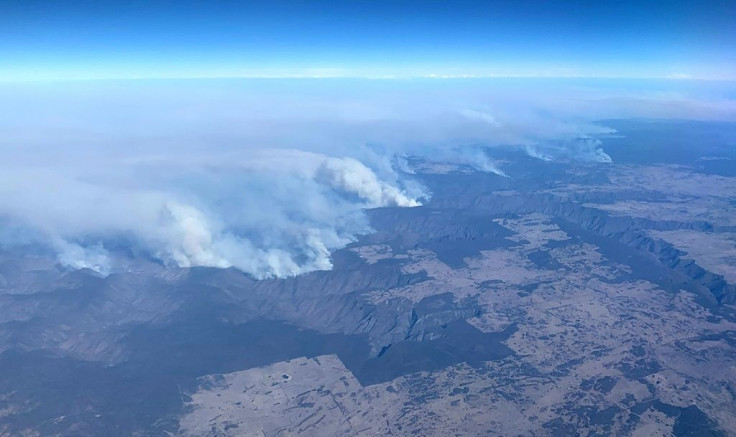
1;0;735;80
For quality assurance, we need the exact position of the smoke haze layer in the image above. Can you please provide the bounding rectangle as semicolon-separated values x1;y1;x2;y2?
1;78;734;277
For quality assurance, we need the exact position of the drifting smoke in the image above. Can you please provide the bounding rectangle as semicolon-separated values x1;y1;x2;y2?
142;155;422;278
0;146;421;278
317;157;422;207
53;240;111;275
0;78;733;277
524;137;613;164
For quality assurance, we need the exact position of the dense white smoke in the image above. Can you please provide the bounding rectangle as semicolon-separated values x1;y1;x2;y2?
53;240;111;275
0;143;421;277
317;157;421;207
154;201;342;278
139;154;422;278
0;78;733;277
